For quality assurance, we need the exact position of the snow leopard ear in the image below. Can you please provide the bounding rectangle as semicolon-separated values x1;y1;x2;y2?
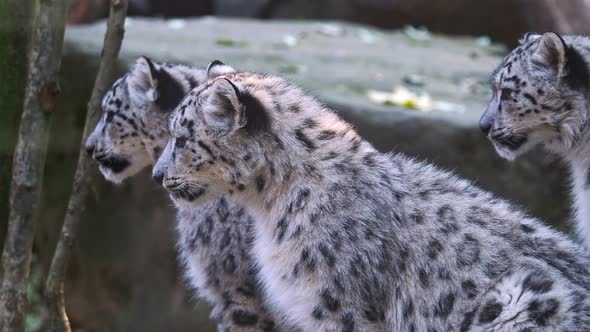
531;32;567;80
130;56;186;112
519;32;540;45
203;78;269;135
131;56;159;102
206;60;236;78
204;78;244;133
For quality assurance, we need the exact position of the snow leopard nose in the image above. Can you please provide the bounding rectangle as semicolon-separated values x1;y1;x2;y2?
85;143;95;157
152;172;164;185
480;99;498;135
479;111;494;135
479;120;492;135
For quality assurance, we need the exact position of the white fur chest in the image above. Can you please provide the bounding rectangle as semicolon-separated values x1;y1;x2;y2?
251;210;319;329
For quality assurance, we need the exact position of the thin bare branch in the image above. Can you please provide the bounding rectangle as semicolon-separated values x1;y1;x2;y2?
0;0;67;330
44;1;129;331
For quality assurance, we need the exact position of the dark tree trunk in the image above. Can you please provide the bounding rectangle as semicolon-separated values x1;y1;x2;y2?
0;0;68;330
0;0;36;268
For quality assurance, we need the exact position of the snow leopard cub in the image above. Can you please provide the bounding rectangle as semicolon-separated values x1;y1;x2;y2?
480;32;590;251
85;57;280;331
154;61;590;331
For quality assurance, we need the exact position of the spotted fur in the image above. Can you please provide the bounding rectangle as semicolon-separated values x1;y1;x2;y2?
154;64;590;331
85;58;283;331
480;32;590;250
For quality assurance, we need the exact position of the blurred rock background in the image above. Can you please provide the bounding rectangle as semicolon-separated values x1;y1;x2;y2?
67;0;590;46
3;1;589;331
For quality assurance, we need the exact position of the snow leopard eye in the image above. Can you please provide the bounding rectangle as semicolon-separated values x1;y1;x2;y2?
500;88;514;101
175;136;187;149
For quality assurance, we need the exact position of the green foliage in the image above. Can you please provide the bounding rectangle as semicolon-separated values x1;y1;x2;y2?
215;38;248;47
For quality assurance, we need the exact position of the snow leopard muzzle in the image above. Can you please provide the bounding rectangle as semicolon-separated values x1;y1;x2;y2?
494;134;528;151
94;154;131;173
